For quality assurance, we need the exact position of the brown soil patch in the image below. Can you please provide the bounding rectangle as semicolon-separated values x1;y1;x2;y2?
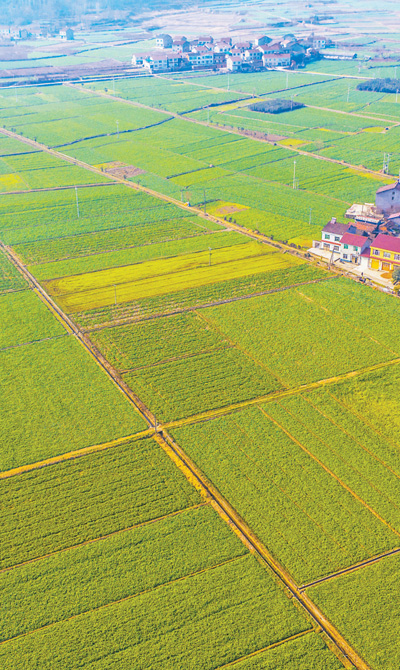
105;162;146;178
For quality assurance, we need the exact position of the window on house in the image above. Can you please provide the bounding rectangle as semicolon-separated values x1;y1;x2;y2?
334;236;340;241
373;249;380;256
344;244;348;249
324;234;330;240
353;247;359;252
395;254;400;261
343;253;348;259
383;251;391;258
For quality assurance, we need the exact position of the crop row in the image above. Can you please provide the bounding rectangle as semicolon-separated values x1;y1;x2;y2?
0;250;26;292
0;290;65;349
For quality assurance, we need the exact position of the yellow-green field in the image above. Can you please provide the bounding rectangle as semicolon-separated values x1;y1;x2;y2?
44;242;305;313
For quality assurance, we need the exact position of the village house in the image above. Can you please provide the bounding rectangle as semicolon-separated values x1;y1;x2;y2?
254;35;271;46
213;51;227;67
213;42;231;53
172;39;190;53
339;232;371;265
197;35;213;46
369;234;400;272
262;52;291;68
375;179;400;216
226;55;243;71
317;219;356;252
244;48;263;62
155;34;173;49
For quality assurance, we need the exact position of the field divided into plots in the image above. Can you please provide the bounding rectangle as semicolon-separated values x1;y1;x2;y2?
3;69;400;669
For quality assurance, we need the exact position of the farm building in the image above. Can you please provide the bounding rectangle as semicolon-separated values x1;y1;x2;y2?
369;234;400;272
375;179;400;215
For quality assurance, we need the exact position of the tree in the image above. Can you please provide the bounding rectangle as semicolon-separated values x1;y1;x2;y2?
393;266;400;284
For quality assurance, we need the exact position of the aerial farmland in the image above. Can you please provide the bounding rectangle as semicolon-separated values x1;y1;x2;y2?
2;1;400;668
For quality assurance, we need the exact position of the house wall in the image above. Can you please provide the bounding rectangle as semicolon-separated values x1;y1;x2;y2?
376;186;400;215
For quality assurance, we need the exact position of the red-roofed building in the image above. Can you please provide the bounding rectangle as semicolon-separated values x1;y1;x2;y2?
370;234;400;272
339;232;370;264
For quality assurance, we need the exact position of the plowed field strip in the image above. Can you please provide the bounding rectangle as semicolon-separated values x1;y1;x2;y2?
0;502;209;575
0;553;247;646
214;629;313;669
301;546;400;591
259;406;400;539
0;430;152;480
162;356;400;432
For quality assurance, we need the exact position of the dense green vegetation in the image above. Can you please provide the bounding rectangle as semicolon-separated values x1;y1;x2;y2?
0;289;65;349
1;336;146;470
0;555;310;669
249;99;305;114
1;505;247;641
173;404;397;583
309;552;400;669
0;437;200;569
357;77;400;93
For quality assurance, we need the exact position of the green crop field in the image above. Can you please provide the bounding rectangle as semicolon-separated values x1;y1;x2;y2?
201;279;399;387
75;262;326;329
44;242;304;313
0;437;200;569
3;45;400;669
124;345;281;421
308;552;400;670
0;505;249;641
0;249;27;292
172;404;398;583
0;289;65;349
1;336;146;470
0;554;312;670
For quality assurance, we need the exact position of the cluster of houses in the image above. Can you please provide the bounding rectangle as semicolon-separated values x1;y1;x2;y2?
131;33;329;73
314;179;400;274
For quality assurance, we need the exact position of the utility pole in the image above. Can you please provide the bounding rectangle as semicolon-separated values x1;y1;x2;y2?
75;187;80;218
383;153;391;174
116;120;119;138
227;72;230;91
203;188;206;214
309;207;312;225
208;247;212;266
347;84;350;103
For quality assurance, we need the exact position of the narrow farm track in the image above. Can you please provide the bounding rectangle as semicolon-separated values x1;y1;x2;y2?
301;545;400;591
2;243;370;669
0;503;208;574
0;182;118;196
